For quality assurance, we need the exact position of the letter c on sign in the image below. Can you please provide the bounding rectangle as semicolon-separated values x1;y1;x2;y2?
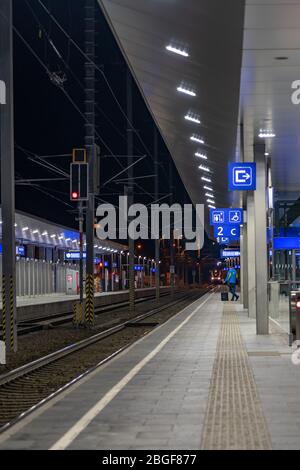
231;228;237;237
0;80;6;105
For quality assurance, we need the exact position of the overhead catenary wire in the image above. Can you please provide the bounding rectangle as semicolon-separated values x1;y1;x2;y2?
24;0;136;153
2;11;126;172
0;5;169;209
13;14;160;201
21;1;173;196
36;0;170;180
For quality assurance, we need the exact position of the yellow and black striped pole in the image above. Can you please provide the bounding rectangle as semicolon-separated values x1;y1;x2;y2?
1;274;16;353
1;276;6;345
85;274;94;326
84;0;96;328
9;275;15;351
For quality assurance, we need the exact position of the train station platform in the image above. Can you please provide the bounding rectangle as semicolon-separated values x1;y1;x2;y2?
0;292;299;450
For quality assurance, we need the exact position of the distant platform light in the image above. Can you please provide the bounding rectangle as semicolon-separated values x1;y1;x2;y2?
259;129;276;138
166;45;189;57
203;185;213;191
177;86;196;97
208;204;216;210
205;193;215;199
207;199;215;204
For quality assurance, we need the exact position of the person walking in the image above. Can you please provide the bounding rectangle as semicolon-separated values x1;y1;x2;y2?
224;267;239;301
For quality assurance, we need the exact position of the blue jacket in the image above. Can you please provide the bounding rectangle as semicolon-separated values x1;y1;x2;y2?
225;268;237;285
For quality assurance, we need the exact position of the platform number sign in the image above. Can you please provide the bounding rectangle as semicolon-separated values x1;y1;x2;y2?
214;225;240;239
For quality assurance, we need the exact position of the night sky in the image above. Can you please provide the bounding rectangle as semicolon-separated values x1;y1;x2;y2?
11;0;214;257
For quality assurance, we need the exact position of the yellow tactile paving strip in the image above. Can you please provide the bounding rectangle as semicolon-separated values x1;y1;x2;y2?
201;303;272;450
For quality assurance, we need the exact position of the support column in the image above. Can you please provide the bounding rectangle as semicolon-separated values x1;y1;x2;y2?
239;123;248;310
247;193;256;319
126;71;135;316
154;128;160;302
241;222;249;309
254;144;269;335
240;227;244;304
0;0;17;352
169;160;175;298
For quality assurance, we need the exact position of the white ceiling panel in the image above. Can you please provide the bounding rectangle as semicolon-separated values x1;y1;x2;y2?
98;0;245;214
241;0;300;192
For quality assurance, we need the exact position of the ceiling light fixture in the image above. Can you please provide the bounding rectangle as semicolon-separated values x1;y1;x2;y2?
195;152;207;160
201;176;212;183
208;204;216;210
166;45;189;57
177;86;196;97
191;135;204;144
203;185;213;192
207;199;215;205
199;165;210;173
185;113;200;124
205;193;215;199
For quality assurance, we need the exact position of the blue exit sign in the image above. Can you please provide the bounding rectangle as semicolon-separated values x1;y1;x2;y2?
228;163;256;191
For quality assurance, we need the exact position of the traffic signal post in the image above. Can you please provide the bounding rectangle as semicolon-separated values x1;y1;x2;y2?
70;149;89;326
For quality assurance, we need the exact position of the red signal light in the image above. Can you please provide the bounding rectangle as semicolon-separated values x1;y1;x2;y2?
296;301;300;309
72;191;79;200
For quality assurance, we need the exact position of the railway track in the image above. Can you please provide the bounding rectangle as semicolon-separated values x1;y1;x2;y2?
2;290;171;337
0;289;207;432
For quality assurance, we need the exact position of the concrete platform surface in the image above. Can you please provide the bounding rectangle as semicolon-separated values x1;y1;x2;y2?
0;293;300;450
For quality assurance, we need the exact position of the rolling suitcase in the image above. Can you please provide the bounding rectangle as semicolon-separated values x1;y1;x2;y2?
220;285;229;301
221;292;229;301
